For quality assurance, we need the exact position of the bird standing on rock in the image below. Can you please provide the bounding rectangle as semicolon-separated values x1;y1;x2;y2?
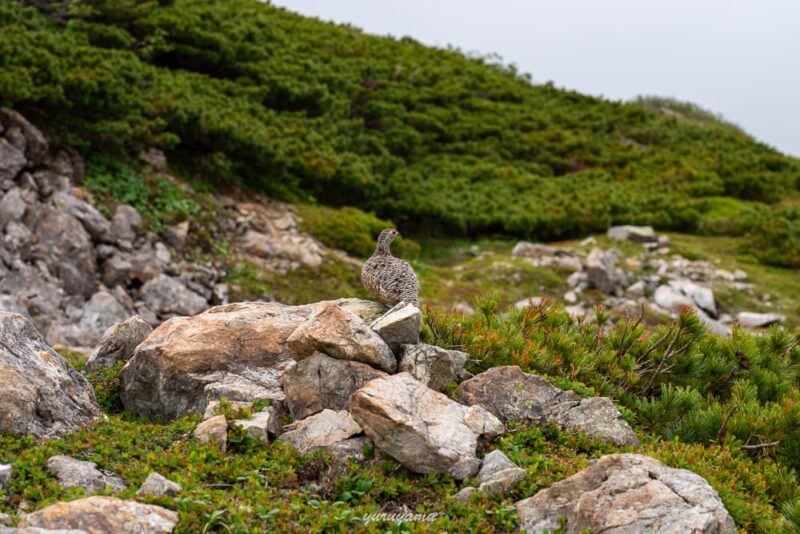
361;228;420;307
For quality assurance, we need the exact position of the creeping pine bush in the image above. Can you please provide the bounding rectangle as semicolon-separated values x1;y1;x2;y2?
424;296;800;473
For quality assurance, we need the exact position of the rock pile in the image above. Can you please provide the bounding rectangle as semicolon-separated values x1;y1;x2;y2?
513;225;786;336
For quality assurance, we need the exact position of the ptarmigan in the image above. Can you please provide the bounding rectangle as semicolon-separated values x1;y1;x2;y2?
361;228;420;307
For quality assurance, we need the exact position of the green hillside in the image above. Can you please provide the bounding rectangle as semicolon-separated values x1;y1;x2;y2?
2;0;799;249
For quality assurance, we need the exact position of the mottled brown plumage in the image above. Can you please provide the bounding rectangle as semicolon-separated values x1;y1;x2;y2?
361;229;420;307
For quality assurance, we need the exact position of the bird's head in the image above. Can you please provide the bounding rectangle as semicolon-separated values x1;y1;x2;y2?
376;228;400;253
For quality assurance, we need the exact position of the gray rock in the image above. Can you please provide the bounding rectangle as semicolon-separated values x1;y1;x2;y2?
0;109;49;165
0;295;27;316
511;242;559;258
165;221;189;250
140;274;208;318
77;292;129;344
0;188;27;231
515;454;735;534
277;409;362;454
101;244;169;288
84;315;152;373
121;302;313;420
586;248;628;295
349;373;504;479
626;280;646;298
0;464;10;490
654;284;694;313
110;205;141;244
28;205;96;298
607;225;657;243
333;298;388;322
193;415;228;450
397;343;456;391
233;410;271;443
17;496;178;534
283;353;387;420
0;139;27;182
135;472;182;498
737;312;785;328
46;455;127;495
455;366;639;447
670;280;717;317
454;486;479;503
477;450;526;494
0;313;100;439
287;302;396;373
448;349;473;382
51;193;111;242
514;296;545;309
323;436;372;464
369;302;421;352
3;221;34;252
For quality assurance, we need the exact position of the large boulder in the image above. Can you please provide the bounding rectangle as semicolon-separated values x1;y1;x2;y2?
455;366;639;446
349;373;503;479
17;496;178;534
120;301;316;420
515;454;735;533
84;315;152;373
287;302;396;372
283;353;387;420
0;312;100;439
46;455;127;495
277;409;362;454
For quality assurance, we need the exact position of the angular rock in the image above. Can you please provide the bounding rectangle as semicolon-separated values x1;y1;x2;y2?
397;343;456;391
28;205;96;298
477;450;526;494
51;192;111;242
454;486;479;503
349;373;503;479
277;409;362;454
670;280;717;317
0;312;100;439
333;298;388;323
448;349;472;382
455;366;639;446
0;109;49;165
736;312;785;328
515;454;735;534
607;225;657;243
0;188;27;231
140;275;208;318
0;139;27;182
18;496;178;534
84;316;151;373
0;464;10;490
287;302;396;372
653;284;694;313
76;292;129;344
193;415;227;450
46;456;127;495
369;302;421;352
233;411;271;443
135;473;182;498
121;302;315;420
586;248;627;295
110;205;141;244
283;353;387;420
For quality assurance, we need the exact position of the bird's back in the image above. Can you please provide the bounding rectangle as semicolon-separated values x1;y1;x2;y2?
361;254;419;306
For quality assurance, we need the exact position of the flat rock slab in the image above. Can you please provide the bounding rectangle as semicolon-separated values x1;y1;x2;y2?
283;353;387;420
46;456;126;495
515;454;736;534
349;373;503;479
455;366;639;447
287;302;396;372
277;409;362;454
369;302;421;352
0;312;100;439
121;301;318;420
18;496;178;534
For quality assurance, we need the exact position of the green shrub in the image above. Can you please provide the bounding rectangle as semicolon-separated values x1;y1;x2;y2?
297;205;392;258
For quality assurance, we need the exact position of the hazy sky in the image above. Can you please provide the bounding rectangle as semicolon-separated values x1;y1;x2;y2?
275;0;799;156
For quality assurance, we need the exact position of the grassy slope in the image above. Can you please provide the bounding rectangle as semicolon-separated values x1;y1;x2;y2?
1;0;799;243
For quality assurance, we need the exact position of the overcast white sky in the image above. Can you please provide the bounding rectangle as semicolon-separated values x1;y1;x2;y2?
274;0;799;156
